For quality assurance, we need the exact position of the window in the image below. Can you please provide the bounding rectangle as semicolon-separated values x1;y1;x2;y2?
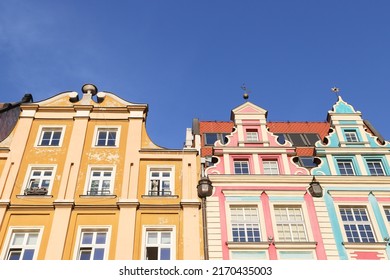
297;157;317;168
24;167;54;195
366;160;385;176
337;159;355;176
3;230;41;260
344;130;359;143
263;160;279;175
384;208;390;223
76;229;109;260
86;168;114;195
95;128;118;147
204;133;228;146
148;168;174;196
340;207;375;243
145;230;173;260
230;207;261;242
246;130;259;142
37;127;63;146
234;160;250;174
275;133;320;146
274;206;308;242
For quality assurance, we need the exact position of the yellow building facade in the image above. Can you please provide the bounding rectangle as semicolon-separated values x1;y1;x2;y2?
0;84;203;260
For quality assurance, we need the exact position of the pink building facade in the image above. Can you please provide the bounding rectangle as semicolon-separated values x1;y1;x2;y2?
194;102;327;260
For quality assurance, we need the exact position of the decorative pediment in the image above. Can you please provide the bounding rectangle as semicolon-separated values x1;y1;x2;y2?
231;102;268;121
36;84;147;109
330;96;360;115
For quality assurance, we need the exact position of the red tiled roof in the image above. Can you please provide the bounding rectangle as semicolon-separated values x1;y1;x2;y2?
198;120;331;157
199;121;234;133
267;122;330;140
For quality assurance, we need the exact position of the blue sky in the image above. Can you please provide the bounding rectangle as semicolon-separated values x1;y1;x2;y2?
1;1;389;148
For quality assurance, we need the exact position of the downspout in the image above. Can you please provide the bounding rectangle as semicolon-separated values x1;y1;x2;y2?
197;158;213;260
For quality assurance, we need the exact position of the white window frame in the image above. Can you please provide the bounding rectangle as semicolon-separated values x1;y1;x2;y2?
339;206;376;243
141;226;176;260
146;166;175;196
337;159;356;176
73;226;111;260
21;165;56;195
84;166;115;196
35;125;66;147
273;206;308;242
263;160;279;175
229;206;262;242
246;130;259;142
92;126;120;147
366;159;386;176
344;130;359;143
234;160;250;174
0;226;44;260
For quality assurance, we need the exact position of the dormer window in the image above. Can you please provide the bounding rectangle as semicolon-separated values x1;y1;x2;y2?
204;133;228;146
344;130;359;143
246;130;259;142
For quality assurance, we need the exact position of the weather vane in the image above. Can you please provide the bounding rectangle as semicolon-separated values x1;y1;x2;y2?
241;83;251;100
331;86;340;98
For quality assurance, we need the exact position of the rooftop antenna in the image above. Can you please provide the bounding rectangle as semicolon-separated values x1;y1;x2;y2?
241;83;251;100
331;86;340;98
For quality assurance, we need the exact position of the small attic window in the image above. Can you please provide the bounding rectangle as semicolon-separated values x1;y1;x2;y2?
204;133;228;146
344;130;359;143
275;133;320;146
246;129;259;142
297;157;317;168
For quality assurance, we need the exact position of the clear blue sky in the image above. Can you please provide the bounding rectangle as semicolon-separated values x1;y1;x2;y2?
1;1;389;148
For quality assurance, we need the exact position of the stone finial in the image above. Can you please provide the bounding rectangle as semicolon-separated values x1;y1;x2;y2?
82;84;98;95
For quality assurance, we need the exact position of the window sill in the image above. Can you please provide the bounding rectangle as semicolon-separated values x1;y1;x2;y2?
273;241;317;249
142;195;179;199
79;194;117;198
226;241;270;249
342;242;387;250
16;195;53;198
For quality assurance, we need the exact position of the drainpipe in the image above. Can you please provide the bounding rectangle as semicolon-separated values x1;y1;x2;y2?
197;159;213;260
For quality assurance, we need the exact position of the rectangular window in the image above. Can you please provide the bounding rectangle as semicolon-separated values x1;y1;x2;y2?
24;167;54;195
38;127;63;146
204;133;228;146
87;168;114;195
263;160;279;175
337;159;355;176
344;130;359;142
366;160;385;176
234;161;250;174
145;230;172;260
148;168;173;196
4;230;41;260
95;128;118;147
246;130;259;142
340;207;375;243
384;208;390;223
76;229;109;260
230;207;261;242
274;206;308;242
